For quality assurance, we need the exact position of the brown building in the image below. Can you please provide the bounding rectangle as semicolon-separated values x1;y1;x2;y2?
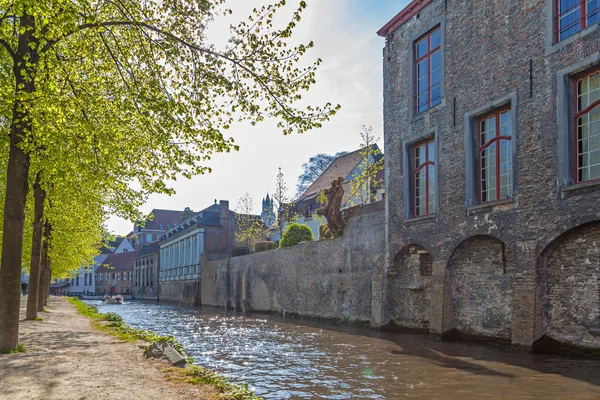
374;0;600;352
129;209;184;250
95;251;138;295
133;241;160;300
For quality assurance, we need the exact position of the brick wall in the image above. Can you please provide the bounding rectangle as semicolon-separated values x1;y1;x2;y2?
386;245;432;330
377;0;600;351
201;207;385;323
447;236;513;340
541;223;600;349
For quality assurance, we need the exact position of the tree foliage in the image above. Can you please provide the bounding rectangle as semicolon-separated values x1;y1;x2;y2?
234;192;267;250
279;222;313;247
295;151;348;197
347;126;384;206
0;0;338;350
272;165;296;236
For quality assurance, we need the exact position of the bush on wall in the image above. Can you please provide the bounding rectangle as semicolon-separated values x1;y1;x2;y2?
253;241;278;253
280;223;314;247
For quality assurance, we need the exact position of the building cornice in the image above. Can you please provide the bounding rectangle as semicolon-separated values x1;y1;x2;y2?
377;0;432;37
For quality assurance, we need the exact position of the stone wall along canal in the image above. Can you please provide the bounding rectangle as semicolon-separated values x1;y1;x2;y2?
88;300;600;399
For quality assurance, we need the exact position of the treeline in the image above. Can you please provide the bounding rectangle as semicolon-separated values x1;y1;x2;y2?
0;0;338;351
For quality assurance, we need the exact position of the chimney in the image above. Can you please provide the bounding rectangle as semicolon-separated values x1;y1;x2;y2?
219;200;229;220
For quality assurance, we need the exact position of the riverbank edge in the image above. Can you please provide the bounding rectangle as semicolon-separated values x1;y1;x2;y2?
68;298;262;400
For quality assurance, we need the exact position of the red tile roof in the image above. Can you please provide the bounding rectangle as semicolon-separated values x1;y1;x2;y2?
377;0;432;37
97;251;138;272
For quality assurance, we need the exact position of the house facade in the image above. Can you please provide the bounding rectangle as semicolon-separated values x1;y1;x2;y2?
284;147;385;240
95;251;137;295
375;0;600;351
129;209;184;250
133;242;160;300
159;200;238;303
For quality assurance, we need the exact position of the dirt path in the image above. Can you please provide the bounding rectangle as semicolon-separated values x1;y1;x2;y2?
0;296;217;400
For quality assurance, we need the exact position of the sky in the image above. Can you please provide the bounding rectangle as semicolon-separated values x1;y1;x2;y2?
106;0;409;235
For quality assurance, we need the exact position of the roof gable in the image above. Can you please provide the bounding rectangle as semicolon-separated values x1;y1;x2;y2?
97;251;138;272
143;209;184;231
296;145;381;203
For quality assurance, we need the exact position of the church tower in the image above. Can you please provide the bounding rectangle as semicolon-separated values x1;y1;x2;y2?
261;193;276;227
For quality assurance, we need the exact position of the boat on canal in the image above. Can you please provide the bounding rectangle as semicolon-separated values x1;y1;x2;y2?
102;295;124;304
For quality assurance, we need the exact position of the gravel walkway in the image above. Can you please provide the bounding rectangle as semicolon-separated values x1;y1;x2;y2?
0;296;217;400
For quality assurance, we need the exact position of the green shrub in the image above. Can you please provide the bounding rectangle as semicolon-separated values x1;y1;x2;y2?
253;241;278;253
280;223;313;247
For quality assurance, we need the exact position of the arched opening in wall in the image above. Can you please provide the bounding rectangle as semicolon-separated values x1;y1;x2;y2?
385;244;432;331
535;221;600;354
446;235;512;342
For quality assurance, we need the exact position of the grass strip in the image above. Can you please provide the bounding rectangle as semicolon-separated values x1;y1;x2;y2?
69;297;261;400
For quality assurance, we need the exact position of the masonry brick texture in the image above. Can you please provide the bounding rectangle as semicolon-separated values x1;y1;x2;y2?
376;0;600;351
201;203;385;324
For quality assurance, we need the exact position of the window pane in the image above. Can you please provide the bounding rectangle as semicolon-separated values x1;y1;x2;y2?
428;164;436;213
588;0;600;25
481;143;497;202
481;115;496;145
578;107;600;182
416;38;428;58
589;72;600;104
428;141;435;161
500;139;513;198
499;110;511;137
430;84;441;107
415;145;423;167
559;0;582;41
415;170;427;216
430;29;441;49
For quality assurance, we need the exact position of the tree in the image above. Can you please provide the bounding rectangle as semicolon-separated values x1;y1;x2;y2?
280;223;313;247
272;166;296;238
0;0;339;350
295;152;348;197
348;126;384;206
234;192;267;250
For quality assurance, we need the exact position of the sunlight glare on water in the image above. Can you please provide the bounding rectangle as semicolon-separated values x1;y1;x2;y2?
87;300;600;399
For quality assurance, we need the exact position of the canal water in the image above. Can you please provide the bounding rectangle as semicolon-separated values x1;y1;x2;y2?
87;300;600;399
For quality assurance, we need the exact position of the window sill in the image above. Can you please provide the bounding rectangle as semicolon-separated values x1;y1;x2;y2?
405;214;437;226
561;180;600;198
466;198;514;215
411;102;442;122
546;23;600;55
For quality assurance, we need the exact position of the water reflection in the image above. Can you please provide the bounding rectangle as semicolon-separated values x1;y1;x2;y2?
87;300;600;399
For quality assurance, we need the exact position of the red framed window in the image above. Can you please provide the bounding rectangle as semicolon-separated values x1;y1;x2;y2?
575;70;600;183
414;139;436;216
479;109;513;203
555;0;600;42
415;28;441;113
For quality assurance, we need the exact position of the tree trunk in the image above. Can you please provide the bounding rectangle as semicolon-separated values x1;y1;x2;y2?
26;173;46;319
38;221;51;311
0;13;39;351
44;267;51;307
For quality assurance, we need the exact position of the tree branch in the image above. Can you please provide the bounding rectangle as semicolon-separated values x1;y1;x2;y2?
0;38;15;58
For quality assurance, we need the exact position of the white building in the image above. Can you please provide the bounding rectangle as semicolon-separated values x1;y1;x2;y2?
63;237;133;295
160;224;205;282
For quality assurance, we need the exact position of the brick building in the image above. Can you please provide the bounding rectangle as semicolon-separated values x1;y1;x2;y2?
373;0;600;352
159;200;248;303
95;251;137;295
